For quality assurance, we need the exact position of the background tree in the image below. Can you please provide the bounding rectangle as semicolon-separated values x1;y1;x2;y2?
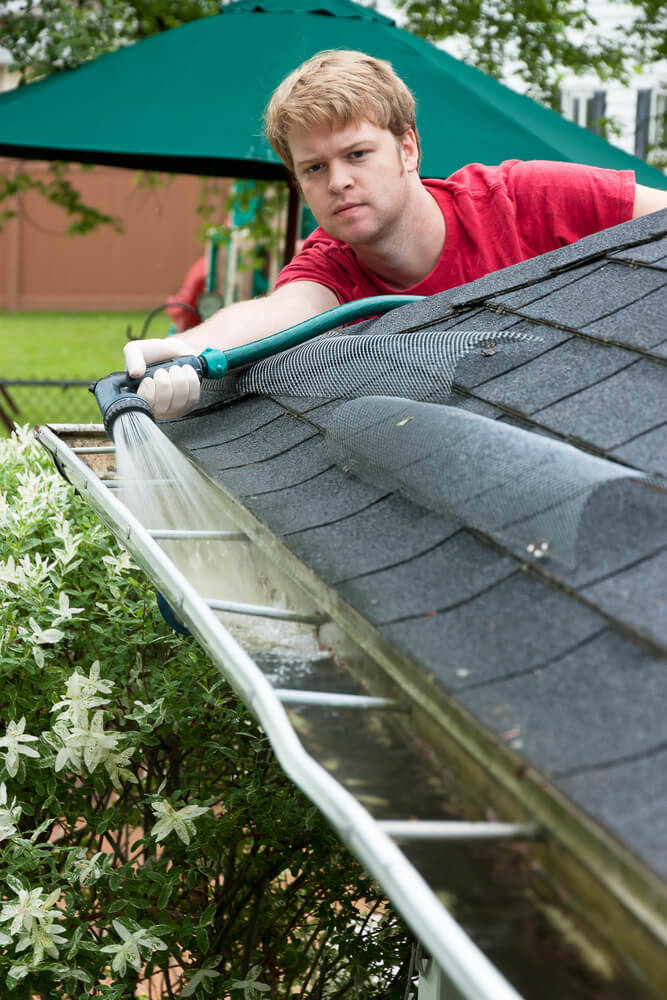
626;0;666;66
394;0;666;109
0;0;219;235
1;0;219;83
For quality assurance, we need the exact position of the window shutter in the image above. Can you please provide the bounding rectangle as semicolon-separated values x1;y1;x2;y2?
635;89;652;158
587;90;607;134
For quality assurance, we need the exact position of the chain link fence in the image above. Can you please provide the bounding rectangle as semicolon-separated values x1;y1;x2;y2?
0;380;102;434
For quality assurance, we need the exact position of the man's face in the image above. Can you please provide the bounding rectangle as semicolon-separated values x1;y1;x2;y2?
287;120;419;246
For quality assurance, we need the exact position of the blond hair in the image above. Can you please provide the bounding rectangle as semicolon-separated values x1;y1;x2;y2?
264;50;420;173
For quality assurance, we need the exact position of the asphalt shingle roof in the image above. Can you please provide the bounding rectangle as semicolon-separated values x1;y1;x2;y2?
164;207;667;884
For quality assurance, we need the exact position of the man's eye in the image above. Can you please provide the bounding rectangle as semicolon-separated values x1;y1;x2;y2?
349;150;367;160
305;163;322;175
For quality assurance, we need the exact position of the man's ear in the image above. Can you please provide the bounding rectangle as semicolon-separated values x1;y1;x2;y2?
401;129;420;172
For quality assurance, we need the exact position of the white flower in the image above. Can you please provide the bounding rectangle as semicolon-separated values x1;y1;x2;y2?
78;660;113;698
53;522;81;567
100;920;167;976
15;917;67;964
150;798;208;845
182;963;222;996
52;726;83;775
47;591;84;624
0;551;56;590
7;962;30;982
0;886;60;937
231;965;272;998
17;472;47;510
129;698;165;725
0;718;40;778
101;745;138;792
69;711;120;774
51;708;136;791
69;850;109;887
0;492;10;526
0;555;18;585
11;424;34;452
102;549;135;575
22;617;65;646
52;661;112;726
24;552;55;586
0;783;21;841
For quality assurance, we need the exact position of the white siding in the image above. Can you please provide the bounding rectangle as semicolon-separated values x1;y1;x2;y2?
558;0;666;159
376;0;666;166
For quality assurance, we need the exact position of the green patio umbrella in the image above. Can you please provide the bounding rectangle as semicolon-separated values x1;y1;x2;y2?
0;0;664;185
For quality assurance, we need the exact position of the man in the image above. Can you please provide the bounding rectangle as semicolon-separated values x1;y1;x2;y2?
125;49;667;419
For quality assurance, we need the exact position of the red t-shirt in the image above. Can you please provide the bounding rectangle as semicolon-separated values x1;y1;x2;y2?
275;160;635;304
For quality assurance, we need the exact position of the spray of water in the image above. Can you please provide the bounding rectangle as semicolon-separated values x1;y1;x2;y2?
113;411;230;534
114;411;244;606
112;411;322;655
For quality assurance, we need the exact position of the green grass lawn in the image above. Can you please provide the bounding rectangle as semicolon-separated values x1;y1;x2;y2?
0;310;173;431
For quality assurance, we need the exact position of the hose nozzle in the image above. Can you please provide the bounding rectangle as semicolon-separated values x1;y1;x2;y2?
89;370;155;438
90;351;228;439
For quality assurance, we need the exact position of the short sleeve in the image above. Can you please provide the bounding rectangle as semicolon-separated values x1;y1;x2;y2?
274;240;347;303
501;160;635;255
274;222;388;303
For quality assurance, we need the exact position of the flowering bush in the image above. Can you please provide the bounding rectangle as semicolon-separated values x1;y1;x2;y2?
0;428;410;997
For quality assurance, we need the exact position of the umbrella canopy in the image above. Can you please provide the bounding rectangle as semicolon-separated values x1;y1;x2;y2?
0;0;665;188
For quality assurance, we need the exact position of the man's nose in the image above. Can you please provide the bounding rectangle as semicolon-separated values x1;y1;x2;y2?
328;161;353;193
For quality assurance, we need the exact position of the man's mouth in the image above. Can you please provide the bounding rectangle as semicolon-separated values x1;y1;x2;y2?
333;203;364;216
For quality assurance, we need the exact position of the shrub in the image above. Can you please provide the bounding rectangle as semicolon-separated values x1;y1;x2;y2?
0;427;410;998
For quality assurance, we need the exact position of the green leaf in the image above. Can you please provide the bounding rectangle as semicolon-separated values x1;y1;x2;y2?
157;883;172;909
150;924;172;937
66;924;85;960
144;869;165;884
5;873;24;894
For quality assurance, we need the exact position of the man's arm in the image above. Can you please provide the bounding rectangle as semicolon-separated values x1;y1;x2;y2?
124;280;339;419
633;183;667;219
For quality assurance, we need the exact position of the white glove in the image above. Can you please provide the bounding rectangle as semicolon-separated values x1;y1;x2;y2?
123;337;201;420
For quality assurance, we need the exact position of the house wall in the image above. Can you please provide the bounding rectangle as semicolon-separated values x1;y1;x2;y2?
377;0;666;170
0;160;229;311
557;1;667;163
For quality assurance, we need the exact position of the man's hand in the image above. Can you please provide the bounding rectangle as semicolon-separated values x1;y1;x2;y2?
123;337;201;420
120;282;337;419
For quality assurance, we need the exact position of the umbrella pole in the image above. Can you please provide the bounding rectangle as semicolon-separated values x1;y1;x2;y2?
284;180;301;266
